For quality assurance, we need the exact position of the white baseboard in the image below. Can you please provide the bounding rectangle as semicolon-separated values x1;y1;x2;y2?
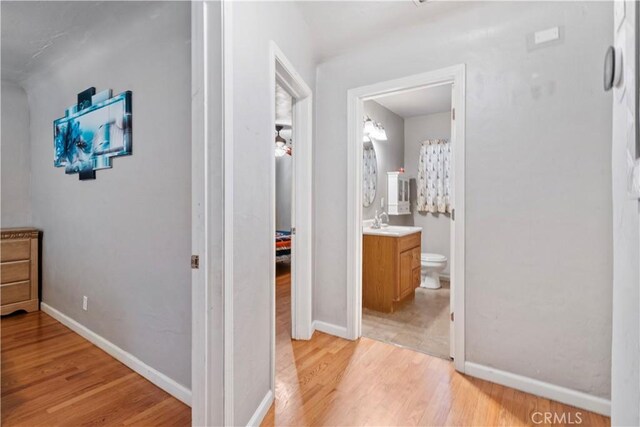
464;362;610;416
41;302;191;406
312;320;349;339
246;389;273;426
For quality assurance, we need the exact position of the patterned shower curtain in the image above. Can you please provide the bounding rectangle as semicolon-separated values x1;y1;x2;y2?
417;139;451;213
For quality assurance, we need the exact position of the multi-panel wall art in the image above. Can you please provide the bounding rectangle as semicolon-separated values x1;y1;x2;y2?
53;87;132;180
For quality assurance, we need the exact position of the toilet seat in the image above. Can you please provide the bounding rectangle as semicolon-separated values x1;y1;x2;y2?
421;253;447;262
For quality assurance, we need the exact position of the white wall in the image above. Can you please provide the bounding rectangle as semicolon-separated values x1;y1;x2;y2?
404;111;451;274
1;80;32;227
610;0;640;424
231;2;317;424
363;100;405;221
315;1;613;399
23;2;192;388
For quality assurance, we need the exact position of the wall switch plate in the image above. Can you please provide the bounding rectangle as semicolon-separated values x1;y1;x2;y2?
527;26;564;52
534;27;560;45
82;296;88;311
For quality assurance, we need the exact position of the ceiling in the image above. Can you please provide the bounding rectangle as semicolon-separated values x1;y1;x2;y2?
1;1;157;84
295;1;468;61
2;1;470;83
275;83;293;127
373;83;452;118
275;83;293;140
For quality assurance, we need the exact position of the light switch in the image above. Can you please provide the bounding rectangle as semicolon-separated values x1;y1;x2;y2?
534;27;560;45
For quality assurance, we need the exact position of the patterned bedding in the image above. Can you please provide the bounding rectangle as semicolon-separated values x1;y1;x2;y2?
276;230;291;261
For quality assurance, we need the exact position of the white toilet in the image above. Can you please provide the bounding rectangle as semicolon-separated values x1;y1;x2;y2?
420;253;447;289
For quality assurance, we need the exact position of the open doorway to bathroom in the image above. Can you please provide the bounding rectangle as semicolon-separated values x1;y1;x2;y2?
347;66;465;369
361;84;454;359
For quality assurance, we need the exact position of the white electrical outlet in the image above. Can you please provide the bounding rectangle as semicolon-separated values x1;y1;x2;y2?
82;296;88;311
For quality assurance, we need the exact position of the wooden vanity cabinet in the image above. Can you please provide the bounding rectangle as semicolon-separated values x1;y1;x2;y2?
363;231;421;313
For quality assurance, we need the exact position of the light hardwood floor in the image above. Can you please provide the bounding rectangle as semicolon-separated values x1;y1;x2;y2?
1;310;190;426
1;274;611;427
263;265;610;427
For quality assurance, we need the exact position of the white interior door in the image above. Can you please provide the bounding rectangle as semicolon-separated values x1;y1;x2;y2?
290;99;297;339
449;84;455;360
610;1;640;424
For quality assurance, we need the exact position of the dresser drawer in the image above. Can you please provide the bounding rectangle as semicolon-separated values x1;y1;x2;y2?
1;260;30;284
1;281;31;305
1;239;31;262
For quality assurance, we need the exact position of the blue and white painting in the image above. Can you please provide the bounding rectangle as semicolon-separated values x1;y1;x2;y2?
53;88;132;180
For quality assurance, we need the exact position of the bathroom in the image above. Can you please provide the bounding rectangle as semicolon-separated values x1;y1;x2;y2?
361;82;454;359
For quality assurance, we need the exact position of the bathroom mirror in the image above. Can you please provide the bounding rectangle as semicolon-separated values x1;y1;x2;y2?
362;143;377;207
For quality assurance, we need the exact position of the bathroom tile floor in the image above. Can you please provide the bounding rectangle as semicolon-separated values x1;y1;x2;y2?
362;280;450;359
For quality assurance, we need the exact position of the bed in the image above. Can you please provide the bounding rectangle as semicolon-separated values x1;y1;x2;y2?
276;230;292;263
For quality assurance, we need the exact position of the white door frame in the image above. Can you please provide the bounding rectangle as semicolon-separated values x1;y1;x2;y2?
346;64;466;372
269;41;314;392
191;2;206;423
192;1;235;425
191;1;227;425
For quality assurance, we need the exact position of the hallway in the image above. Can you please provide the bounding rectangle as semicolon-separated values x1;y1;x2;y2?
263;266;609;426
1;311;190;426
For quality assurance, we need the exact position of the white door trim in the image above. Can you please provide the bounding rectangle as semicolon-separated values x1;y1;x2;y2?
269;41;314;394
191;2;206;423
191;1;226;425
222;1;235;425
346;64;466;372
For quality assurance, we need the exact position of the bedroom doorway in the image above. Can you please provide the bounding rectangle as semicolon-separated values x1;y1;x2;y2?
274;81;294;341
269;42;314;396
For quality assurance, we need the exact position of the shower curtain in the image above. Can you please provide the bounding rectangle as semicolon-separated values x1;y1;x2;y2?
417;139;451;213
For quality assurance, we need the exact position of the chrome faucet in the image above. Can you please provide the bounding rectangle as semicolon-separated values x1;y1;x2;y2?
371;209;389;229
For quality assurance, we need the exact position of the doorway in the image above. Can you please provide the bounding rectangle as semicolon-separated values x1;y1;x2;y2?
269;42;314;395
359;84;454;359
274;80;296;346
346;65;466;371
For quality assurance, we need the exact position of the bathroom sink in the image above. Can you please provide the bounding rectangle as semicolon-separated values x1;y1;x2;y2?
362;225;422;237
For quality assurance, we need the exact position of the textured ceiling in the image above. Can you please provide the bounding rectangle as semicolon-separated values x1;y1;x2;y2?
1;1;159;84
2;1;471;83
295;1;469;61
374;83;452;118
275;83;293;127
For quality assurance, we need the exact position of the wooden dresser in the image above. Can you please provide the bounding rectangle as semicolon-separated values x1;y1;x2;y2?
1;228;40;315
363;230;421;313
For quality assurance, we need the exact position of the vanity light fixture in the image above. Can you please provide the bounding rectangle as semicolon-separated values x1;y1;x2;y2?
363;117;376;135
373;122;388;141
363;116;388;141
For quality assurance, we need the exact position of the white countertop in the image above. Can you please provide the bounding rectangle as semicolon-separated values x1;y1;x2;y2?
362;225;422;237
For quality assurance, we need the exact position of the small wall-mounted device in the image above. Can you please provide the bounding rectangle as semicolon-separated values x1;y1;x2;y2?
534;27;560;45
527;26;564;52
604;45;623;91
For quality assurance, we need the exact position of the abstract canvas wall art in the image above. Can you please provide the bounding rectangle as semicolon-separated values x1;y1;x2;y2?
53;87;132;180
